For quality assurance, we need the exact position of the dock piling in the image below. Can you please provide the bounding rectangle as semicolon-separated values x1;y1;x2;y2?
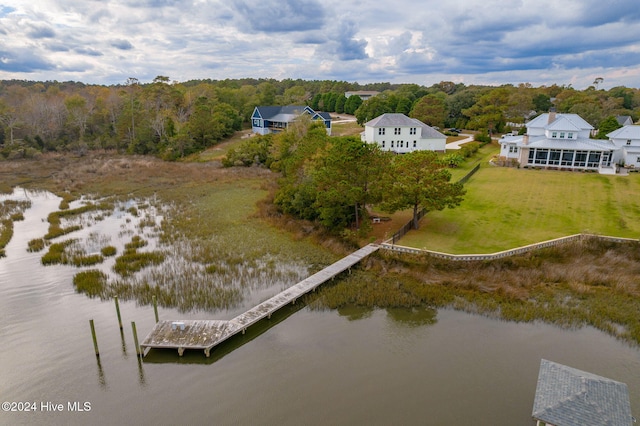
131;321;141;357
153;296;159;323
89;319;99;357
114;296;123;330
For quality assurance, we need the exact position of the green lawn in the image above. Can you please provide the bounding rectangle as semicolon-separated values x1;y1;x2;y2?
400;166;640;254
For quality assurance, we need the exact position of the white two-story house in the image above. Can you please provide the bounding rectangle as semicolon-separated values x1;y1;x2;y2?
499;111;616;174
361;113;446;153
606;125;640;169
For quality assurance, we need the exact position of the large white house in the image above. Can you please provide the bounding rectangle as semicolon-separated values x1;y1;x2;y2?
361;113;446;153
251;105;332;135
499;111;617;174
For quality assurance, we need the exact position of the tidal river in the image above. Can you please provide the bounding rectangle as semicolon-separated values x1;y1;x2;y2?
1;189;638;425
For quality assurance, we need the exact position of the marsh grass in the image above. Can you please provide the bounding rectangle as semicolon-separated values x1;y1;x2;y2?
311;237;640;345
73;269;107;297
113;235;164;277
45;202;113;240
101;245;117;256
28;238;45;252
0;199;31;257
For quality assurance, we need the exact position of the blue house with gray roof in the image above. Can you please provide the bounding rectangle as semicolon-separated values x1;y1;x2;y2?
251;105;331;135
532;359;634;426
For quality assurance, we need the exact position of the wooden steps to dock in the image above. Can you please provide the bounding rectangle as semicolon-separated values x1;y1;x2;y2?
140;244;380;357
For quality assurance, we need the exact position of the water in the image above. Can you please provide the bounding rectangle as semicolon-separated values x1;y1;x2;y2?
1;189;639;425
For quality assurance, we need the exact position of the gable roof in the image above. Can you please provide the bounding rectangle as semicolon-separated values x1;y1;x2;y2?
253;105;317;121
616;115;633;126
607;125;640;140
532;359;633;426
527;113;594;131
364;113;445;138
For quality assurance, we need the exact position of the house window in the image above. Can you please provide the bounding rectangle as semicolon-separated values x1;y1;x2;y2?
253;119;261;127
549;150;561;165
509;145;519;153
552;132;558;138
391;141;394;148
378;128;385;135
567;132;573;139
400;141;404;148
381;141;385;148
587;152;601;168
636;156;640;163
627;140;632;146
561;151;574;166
534;149;549;164
410;128;416;135
394;127;401;135
575;151;588;167
560;132;565;139
413;141;417;148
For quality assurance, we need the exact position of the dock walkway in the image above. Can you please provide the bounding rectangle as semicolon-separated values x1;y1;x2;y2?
140;244;379;357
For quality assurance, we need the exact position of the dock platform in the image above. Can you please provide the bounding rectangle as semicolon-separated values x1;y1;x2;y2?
140;244;379;357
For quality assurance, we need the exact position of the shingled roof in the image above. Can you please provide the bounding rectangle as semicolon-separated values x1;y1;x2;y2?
532;359;633;426
364;113;445;139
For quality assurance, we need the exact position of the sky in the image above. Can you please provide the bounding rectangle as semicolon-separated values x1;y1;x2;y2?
1;0;640;89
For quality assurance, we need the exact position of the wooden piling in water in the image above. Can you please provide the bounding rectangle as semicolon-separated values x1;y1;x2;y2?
89;319;99;357
131;321;141;357
153;296;159;323
114;296;123;330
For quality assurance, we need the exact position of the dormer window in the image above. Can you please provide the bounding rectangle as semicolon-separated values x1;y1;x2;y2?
552;131;558;138
560;132;565;139
627;140;632;146
567;132;573;139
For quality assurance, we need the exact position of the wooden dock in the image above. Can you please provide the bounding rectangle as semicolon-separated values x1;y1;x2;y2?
140;244;380;357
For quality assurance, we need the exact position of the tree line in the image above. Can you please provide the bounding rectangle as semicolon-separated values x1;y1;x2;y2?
1;77;639;159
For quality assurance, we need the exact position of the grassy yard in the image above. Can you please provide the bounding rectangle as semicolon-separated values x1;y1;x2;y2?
400;164;640;253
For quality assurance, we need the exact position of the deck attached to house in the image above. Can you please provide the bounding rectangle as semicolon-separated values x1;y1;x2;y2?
140;244;380;357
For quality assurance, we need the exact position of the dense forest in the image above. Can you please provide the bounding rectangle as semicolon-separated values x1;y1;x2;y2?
0;77;638;160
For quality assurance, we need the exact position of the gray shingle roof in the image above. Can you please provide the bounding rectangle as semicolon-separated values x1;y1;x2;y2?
532;359;633;426
364;113;445;139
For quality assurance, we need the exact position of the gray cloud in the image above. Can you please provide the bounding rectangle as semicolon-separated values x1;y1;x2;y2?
75;47;103;57
0;48;55;72
27;25;56;39
111;39;134;50
233;0;325;32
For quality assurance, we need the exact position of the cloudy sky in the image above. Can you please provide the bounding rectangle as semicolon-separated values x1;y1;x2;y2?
1;0;639;89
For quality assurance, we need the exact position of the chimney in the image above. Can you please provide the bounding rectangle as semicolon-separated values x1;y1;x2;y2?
548;107;556;124
522;135;529;145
